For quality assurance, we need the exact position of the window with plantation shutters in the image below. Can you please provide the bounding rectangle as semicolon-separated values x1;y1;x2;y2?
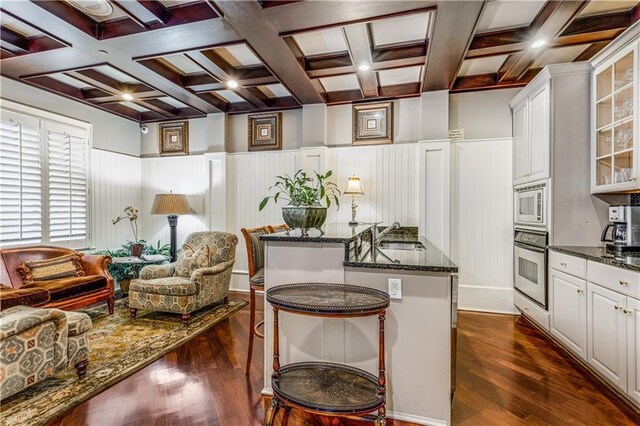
0;107;90;248
46;124;88;243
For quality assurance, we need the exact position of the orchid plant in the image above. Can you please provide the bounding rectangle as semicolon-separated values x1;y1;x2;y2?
112;206;141;243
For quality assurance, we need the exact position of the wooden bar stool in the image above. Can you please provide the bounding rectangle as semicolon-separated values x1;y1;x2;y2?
241;226;269;375
267;224;288;234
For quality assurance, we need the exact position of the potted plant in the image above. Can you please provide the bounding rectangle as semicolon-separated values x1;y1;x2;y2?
112;206;144;257
259;170;340;236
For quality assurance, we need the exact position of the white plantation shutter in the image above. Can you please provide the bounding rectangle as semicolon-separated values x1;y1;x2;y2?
46;124;88;244
0;112;43;245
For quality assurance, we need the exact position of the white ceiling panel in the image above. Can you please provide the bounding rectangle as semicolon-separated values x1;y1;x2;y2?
189;83;220;92
219;44;262;66
261;84;291;98
378;66;422;86
0;14;40;37
319;74;360;92
120;101;149;112
532;44;590;68
476;0;546;34
94;65;138;83
293;28;348;56
459;54;509;76
49;73;93;89
157;96;187;109
214;90;245;103
161;54;202;75
579;0;638;17
371;13;431;47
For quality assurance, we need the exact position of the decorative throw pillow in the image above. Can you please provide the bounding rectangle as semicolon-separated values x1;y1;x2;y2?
18;253;86;284
174;244;210;278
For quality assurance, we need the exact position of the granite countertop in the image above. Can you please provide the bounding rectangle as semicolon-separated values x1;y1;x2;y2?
549;245;640;273
345;231;458;273
259;223;371;243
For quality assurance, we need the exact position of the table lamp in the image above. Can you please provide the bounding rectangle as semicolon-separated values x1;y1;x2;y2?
343;176;364;225
150;192;192;262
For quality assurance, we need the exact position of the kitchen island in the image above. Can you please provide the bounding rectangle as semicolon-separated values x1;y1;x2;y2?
260;224;458;425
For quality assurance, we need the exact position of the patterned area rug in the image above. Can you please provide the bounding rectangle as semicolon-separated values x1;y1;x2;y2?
0;298;247;426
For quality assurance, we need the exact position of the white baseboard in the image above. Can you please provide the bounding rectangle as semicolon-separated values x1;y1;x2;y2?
458;285;517;314
387;411;447;426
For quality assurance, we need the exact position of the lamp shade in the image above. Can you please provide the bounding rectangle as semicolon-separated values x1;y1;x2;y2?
150;193;192;215
343;176;364;196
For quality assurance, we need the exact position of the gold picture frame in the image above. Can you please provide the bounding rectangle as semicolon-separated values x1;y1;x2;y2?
248;112;282;151
158;121;189;156
352;102;394;146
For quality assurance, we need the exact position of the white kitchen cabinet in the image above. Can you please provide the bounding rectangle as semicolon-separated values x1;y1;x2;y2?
510;81;550;185
627;297;640;405
587;282;627;391
591;26;640;193
550;269;587;361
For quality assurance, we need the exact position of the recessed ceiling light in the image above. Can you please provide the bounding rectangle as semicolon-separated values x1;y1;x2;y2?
358;64;371;71
227;80;239;89
531;39;546;49
122;93;134;101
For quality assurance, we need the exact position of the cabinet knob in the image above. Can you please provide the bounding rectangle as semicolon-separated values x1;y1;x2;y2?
614;305;620;310
623;308;630;314
619;280;628;286
560;262;567;267
577;288;584;294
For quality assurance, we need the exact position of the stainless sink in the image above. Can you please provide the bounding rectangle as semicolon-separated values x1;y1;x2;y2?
378;241;425;251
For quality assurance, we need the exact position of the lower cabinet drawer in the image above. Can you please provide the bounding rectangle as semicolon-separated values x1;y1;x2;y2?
549;251;586;279
587;261;640;300
515;290;550;331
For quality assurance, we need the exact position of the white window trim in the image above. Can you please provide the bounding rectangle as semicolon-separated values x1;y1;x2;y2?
0;98;93;249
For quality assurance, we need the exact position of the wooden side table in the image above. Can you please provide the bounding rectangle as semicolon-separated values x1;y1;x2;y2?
265;283;390;425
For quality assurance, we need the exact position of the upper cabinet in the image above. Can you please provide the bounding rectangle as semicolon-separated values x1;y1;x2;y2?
511;81;551;186
591;25;640;194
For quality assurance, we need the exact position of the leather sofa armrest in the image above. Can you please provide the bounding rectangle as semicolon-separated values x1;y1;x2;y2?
80;254;114;293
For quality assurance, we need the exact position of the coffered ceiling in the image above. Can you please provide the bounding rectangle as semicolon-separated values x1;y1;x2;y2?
0;0;638;123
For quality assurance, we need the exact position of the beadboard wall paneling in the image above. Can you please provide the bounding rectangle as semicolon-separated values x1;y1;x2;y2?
326;144;420;226
91;149;142;250
227;150;301;291
451;138;515;313
140;156;209;250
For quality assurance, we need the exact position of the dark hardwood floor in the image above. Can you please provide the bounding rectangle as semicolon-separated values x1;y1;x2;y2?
48;292;640;426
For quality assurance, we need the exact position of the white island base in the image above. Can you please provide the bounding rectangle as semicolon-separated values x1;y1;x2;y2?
262;239;454;426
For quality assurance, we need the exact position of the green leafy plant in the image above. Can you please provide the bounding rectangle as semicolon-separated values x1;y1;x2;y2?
259;170;340;211
144;240;171;257
94;240;171;284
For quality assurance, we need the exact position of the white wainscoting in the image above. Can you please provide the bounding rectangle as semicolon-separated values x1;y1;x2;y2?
227;150;301;291
451;138;515;314
91;149;142;250
140;156;210;250
326;144;420;225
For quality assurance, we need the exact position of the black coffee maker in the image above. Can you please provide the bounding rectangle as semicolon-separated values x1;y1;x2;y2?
602;205;640;252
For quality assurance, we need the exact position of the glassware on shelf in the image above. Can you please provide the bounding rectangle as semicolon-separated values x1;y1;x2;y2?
603;175;612;185
614;98;633;120
615;127;632;151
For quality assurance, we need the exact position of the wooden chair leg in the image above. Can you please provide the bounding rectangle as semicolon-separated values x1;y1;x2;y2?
74;359;88;379
246;287;256;375
182;313;190;326
130;308;137;319
107;296;115;315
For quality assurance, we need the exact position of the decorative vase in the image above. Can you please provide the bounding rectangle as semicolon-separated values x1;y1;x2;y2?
131;243;144;258
282;206;327;237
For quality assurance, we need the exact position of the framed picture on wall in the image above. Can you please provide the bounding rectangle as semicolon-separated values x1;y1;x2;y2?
352;102;394;146
158;121;189;156
248;112;282;151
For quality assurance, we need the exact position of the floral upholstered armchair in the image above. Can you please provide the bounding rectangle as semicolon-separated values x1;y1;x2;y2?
128;231;237;325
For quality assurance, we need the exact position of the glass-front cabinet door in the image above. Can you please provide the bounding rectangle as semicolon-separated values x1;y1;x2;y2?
593;44;637;193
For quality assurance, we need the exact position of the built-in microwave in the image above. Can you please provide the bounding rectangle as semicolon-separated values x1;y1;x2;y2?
514;183;546;229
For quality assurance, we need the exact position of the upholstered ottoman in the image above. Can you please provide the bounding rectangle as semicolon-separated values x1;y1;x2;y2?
0;306;92;400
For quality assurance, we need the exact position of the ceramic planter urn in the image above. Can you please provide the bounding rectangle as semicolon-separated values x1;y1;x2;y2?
282;206;327;237
130;243;144;258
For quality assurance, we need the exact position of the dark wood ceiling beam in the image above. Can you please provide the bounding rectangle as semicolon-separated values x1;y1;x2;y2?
32;0;98;37
305;52;352;71
137;0;170;24
423;0;486;91
343;24;378;97
272;2;436;36
451;69;540;93
194;92;229;111
136;99;178;117
499;1;588;82
0;26;28;53
373;42;427;63
138;0;219;27
574;41;609;62
379;82;420;98
111;1;151;28
185;50;268;108
213;0;323;104
561;9;637;37
72;69;152;94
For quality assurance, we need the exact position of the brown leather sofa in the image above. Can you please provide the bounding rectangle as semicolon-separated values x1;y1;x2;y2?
0;245;114;314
